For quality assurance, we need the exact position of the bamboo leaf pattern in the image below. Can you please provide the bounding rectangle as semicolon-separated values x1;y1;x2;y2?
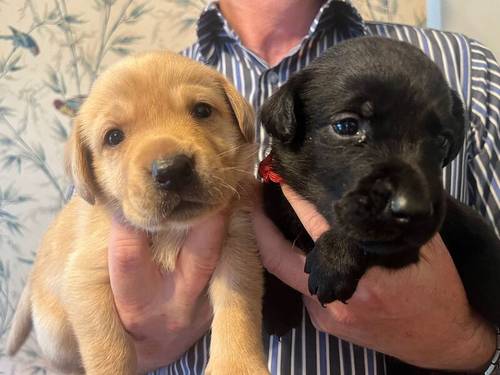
111;35;143;45
125;2;151;23
51;118;69;141
45;67;67;95
63;15;85;24
110;46;131;55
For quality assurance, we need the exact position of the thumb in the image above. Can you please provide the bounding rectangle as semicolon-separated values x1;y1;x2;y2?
175;211;228;296
252;201;310;296
108;216;160;309
281;184;330;241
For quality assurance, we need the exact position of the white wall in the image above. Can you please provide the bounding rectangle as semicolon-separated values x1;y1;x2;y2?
441;0;500;59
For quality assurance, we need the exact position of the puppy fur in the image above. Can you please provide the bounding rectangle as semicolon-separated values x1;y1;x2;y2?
7;52;269;375
259;36;500;373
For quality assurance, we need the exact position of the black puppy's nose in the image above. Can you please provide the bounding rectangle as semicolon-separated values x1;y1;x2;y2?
152;155;194;191
389;194;433;223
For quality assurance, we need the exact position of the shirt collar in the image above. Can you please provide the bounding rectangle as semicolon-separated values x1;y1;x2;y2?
307;0;366;38
196;1;367;64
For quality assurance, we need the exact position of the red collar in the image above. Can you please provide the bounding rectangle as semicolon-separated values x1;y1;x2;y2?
258;153;284;184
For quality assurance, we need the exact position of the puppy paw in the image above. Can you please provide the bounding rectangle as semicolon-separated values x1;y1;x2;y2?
305;248;358;305
304;232;366;305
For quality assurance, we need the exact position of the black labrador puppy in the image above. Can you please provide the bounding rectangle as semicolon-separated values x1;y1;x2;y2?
259;36;500;374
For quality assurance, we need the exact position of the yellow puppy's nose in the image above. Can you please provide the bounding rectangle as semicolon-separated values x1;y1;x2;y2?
151;154;194;191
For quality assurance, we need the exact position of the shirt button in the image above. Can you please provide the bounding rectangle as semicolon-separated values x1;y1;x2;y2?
269;71;279;85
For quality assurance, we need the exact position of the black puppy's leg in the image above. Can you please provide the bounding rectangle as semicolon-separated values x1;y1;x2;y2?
263;271;303;336
305;230;367;305
440;196;500;326
262;182;314;334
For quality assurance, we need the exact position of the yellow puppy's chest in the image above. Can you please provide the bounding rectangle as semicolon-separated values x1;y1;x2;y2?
150;229;188;272
149;205;253;273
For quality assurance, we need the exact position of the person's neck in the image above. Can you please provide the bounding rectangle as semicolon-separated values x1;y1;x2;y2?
219;0;324;67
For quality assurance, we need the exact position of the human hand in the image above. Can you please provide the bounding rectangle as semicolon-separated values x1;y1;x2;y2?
253;184;496;372
108;213;228;373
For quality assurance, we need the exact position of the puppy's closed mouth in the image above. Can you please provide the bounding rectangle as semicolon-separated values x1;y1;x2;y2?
158;195;204;212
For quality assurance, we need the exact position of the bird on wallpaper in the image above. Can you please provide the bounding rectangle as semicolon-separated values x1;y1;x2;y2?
53;95;87;118
0;26;40;56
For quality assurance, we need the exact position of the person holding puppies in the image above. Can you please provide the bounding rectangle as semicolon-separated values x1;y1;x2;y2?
110;1;500;374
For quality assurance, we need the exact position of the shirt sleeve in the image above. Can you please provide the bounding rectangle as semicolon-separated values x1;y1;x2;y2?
467;39;500;235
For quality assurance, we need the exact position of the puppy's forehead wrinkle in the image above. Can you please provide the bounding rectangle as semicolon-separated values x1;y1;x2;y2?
360;101;374;117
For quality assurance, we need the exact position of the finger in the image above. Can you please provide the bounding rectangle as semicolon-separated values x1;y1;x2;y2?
303;295;356;337
420;232;448;263
108;216;160;308
175;211;228;296
252;201;310;296
303;296;332;332
281;184;330;241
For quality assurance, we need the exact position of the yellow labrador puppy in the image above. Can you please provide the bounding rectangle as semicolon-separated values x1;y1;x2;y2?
6;52;268;375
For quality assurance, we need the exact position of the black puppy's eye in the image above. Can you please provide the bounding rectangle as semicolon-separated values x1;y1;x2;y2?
105;129;125;146
332;117;359;136
192;102;212;119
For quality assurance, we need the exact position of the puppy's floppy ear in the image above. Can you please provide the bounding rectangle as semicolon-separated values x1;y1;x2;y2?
259;77;302;144
65;117;97;205
222;80;255;143
444;89;466;166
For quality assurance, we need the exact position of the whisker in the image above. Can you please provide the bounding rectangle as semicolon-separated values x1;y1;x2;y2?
218;167;255;176
216;143;248;158
211;175;241;200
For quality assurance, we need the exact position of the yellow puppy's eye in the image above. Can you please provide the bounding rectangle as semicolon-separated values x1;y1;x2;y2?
105;129;125;146
192;102;212;119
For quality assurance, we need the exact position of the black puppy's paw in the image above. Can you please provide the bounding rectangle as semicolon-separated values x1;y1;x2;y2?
304;233;365;305
305;248;358;304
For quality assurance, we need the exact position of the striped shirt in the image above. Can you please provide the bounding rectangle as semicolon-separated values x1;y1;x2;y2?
152;1;500;374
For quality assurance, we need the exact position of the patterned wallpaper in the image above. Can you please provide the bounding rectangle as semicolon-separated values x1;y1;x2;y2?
0;0;425;372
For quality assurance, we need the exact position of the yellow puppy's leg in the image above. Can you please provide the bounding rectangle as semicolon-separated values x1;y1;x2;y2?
63;255;136;375
206;225;269;375
31;293;82;373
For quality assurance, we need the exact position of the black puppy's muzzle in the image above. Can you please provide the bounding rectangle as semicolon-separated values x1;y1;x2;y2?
369;175;434;224
334;160;442;253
